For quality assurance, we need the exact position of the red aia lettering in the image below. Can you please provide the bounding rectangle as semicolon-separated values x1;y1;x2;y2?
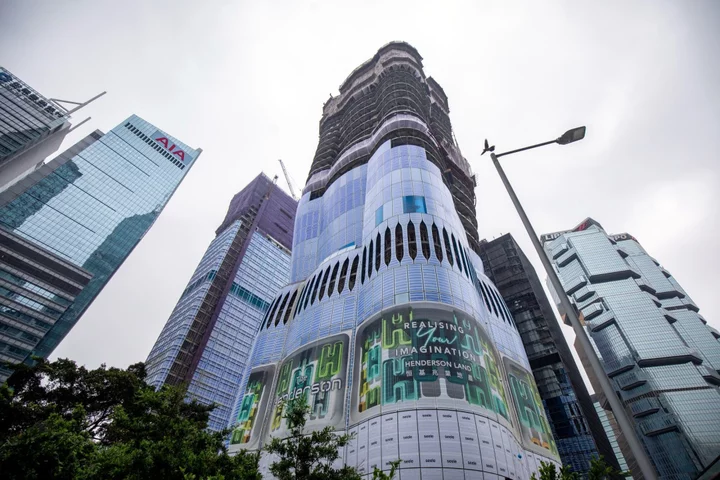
154;136;187;162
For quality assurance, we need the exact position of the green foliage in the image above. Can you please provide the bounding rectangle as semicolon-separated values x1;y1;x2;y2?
588;455;629;480
531;461;579;480
264;397;362;480
372;459;401;480
531;456;628;480
0;358;260;480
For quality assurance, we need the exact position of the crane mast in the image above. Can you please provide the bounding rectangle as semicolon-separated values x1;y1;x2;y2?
278;159;298;200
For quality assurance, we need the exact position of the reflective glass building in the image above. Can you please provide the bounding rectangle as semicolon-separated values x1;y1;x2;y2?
228;42;561;479
478;234;618;475
542;218;720;480
0;115;201;381
146;173;296;432
591;394;632;478
0;67;73;189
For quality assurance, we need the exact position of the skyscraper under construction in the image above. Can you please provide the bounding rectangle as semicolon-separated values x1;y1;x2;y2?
229;42;561;479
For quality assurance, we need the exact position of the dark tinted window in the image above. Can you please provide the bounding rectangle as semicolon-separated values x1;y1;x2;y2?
367;240;374;279
338;258;349;294
375;232;381;271
395;224;404;262
407;221;417;260
419;221;430;259
349;255;359;291
361;247;367;284
443;228;454;266
431;223;443;262
318;267;331;300
283;290;298;324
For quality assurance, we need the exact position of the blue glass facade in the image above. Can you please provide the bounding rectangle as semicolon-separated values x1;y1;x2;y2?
478;234;618;476
0;115;200;379
591;395;632;477
228;43;562;479
543;220;720;479
0;66;71;188
146;174;295;432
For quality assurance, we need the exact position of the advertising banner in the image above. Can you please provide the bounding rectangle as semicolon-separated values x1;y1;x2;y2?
229;364;275;450
266;332;349;440
350;305;510;423
504;358;558;457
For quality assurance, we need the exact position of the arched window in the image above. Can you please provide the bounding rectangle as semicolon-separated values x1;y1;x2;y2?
305;275;316;309
310;274;321;305
327;262;340;298
463;249;474;281
375;232;381;271
395;224;404;262
264;296;280;329
294;283;308;316
384;227;392;266
431;223;443;262
274;292;289;326
481;282;500;318
419;221;430;260
338;258;349;294
361;247;367;284
367;240;374;279
407;221;417;260
451;234;464;274
443;228;454;266
457;240;468;278
348;255;359;291
283;290;298;324
477;281;491;313
318;267;331;300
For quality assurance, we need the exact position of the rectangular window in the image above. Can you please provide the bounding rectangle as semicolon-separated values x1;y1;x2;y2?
402;195;427;214
375;206;383;226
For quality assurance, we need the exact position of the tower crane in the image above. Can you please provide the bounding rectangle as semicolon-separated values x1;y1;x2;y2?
278;159;298;200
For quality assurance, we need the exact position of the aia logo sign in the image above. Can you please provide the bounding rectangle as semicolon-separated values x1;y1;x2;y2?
150;129;193;163
154;136;187;161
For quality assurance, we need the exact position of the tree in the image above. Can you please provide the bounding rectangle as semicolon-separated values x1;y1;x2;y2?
0;358;260;480
588;455;629;480
372;459;401;480
531;461;580;480
264;397;362;480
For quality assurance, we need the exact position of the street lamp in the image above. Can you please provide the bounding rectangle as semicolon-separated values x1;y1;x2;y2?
484;127;658;480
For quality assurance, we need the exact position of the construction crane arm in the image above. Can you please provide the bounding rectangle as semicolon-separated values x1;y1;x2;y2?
278;159;298;200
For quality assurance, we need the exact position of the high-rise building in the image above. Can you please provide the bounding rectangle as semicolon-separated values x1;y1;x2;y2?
145;173;296;432
590;393;632;477
478;233;618;475
542;218;720;479
0;115;200;381
228;42;561;479
0;67;74;189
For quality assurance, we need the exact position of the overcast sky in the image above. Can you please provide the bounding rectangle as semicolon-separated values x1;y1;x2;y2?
2;1;719;390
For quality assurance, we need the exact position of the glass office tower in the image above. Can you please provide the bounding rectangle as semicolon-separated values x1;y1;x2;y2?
542;218;720;480
478;234;618;475
145;173;296;432
0;115;200;381
590;394;632;478
228;42;561;479
0;67;73;189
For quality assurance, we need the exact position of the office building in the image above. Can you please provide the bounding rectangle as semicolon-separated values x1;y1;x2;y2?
0;115;201;381
228;42;561;479
542;218;720;479
145;173;295;432
590;393;632;477
0;66;74;189
478;233;618;475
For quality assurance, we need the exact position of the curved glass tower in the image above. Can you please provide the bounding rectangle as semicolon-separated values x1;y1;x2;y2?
229;42;561;479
